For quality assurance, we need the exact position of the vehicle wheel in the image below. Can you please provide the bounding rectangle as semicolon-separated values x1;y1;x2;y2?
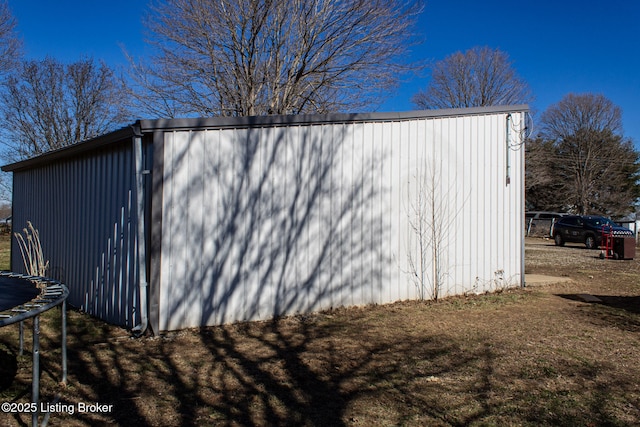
554;234;564;246
585;235;596;249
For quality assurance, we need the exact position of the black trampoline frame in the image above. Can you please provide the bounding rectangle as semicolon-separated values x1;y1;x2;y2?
0;272;69;427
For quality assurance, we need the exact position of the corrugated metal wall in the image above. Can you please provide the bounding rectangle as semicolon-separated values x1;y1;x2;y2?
158;110;526;330
6;107;526;332
10;140;148;328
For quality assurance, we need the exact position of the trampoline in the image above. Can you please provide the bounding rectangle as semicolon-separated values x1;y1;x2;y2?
0;272;69;427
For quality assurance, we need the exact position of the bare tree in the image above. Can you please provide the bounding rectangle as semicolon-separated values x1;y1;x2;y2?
524;137;563;212
539;93;623;140
128;0;422;117
412;46;532;109
0;1;20;75
404;159;465;301
1;57;131;159
405;164;444;300
0;1;21;201
529;93;640;216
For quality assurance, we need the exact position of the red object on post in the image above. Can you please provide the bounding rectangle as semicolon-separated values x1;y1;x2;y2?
600;225;614;259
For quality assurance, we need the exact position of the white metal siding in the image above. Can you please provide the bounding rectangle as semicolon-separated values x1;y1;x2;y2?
10;142;145;328
159;111;526;330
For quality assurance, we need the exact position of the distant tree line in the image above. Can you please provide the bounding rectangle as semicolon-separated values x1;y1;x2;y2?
1;57;130;158
0;5;132;163
412;46;640;218
526;94;640;217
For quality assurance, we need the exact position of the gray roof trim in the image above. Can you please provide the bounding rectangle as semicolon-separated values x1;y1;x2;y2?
2;104;529;172
138;104;529;132
2;126;136;172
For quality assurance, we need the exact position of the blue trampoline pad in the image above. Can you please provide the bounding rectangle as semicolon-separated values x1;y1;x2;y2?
0;276;40;312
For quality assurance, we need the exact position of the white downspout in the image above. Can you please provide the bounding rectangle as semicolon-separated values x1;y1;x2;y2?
132;126;148;336
506;113;512;186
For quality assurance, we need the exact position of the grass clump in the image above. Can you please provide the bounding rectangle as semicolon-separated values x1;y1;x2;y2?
14;221;48;276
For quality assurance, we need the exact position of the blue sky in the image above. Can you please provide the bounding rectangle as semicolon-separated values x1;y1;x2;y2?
7;0;640;148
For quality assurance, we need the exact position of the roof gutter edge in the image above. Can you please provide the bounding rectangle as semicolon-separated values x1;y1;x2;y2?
138;104;530;132
2;127;137;173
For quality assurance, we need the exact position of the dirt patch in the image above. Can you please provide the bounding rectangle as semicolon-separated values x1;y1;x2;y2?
1;237;640;426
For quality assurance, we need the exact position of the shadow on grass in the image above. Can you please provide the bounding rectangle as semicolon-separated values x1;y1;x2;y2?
0;345;18;392
1;300;639;425
0;308;504;426
557;294;640;332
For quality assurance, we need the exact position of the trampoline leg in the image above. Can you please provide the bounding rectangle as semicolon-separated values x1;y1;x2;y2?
61;300;67;384
19;321;24;356
32;315;40;427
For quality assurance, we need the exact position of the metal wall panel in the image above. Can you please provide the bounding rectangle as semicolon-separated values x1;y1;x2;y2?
158;110;526;330
6;107;526;332
10;140;148;328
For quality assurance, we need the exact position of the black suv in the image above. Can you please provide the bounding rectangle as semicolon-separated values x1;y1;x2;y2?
552;215;633;249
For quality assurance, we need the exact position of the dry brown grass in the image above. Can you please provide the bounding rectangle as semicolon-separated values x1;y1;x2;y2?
0;233;11;271
1;237;639;426
13;221;48;276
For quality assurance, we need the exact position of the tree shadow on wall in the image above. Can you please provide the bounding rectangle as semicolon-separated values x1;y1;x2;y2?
152;120;392;424
160;120;388;328
0;120;401;426
12;118;538;425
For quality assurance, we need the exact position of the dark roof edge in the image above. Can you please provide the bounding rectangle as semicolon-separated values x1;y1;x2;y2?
2;105;529;172
138;104;529;132
2;126;136;172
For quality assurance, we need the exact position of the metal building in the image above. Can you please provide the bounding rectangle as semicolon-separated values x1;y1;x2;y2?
3;105;528;333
